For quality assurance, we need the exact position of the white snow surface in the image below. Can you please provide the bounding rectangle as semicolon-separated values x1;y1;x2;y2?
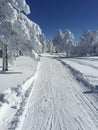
21;56;98;130
0;55;98;130
0;56;39;130
0;56;38;92
61;57;98;86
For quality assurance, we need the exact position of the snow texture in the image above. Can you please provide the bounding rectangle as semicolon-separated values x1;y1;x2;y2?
17;56;98;130
0;55;98;130
0;57;39;130
61;56;98;91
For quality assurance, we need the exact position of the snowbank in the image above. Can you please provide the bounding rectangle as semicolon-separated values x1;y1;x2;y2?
59;57;98;92
0;56;39;129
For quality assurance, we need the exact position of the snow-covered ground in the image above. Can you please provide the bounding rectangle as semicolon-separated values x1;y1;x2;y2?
0;56;39;130
0;55;98;130
61;57;98;88
0;56;38;92
19;56;98;130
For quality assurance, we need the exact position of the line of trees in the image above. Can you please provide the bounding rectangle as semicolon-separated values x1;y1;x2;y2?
52;29;98;57
77;30;98;56
0;0;98;71
0;0;56;71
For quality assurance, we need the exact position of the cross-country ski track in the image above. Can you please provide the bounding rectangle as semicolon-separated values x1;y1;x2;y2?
19;56;98;130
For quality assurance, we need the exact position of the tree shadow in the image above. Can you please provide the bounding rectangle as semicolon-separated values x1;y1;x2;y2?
83;90;98;94
83;90;93;94
0;71;22;74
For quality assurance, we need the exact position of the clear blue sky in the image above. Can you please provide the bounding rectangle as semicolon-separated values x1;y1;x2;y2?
26;0;98;42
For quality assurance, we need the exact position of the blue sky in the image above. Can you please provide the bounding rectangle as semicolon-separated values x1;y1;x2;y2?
26;0;98;42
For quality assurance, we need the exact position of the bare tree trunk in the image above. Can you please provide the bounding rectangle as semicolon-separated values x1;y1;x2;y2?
2;44;8;71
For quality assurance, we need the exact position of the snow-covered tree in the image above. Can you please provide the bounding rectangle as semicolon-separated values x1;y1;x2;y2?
53;29;64;53
39;34;47;53
46;39;54;54
90;31;98;55
77;30;98;56
38;34;54;53
53;29;75;56
64;30;74;57
11;13;42;57
0;0;42;71
77;30;93;56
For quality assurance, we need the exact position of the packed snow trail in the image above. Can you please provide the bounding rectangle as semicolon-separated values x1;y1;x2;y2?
22;56;98;130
